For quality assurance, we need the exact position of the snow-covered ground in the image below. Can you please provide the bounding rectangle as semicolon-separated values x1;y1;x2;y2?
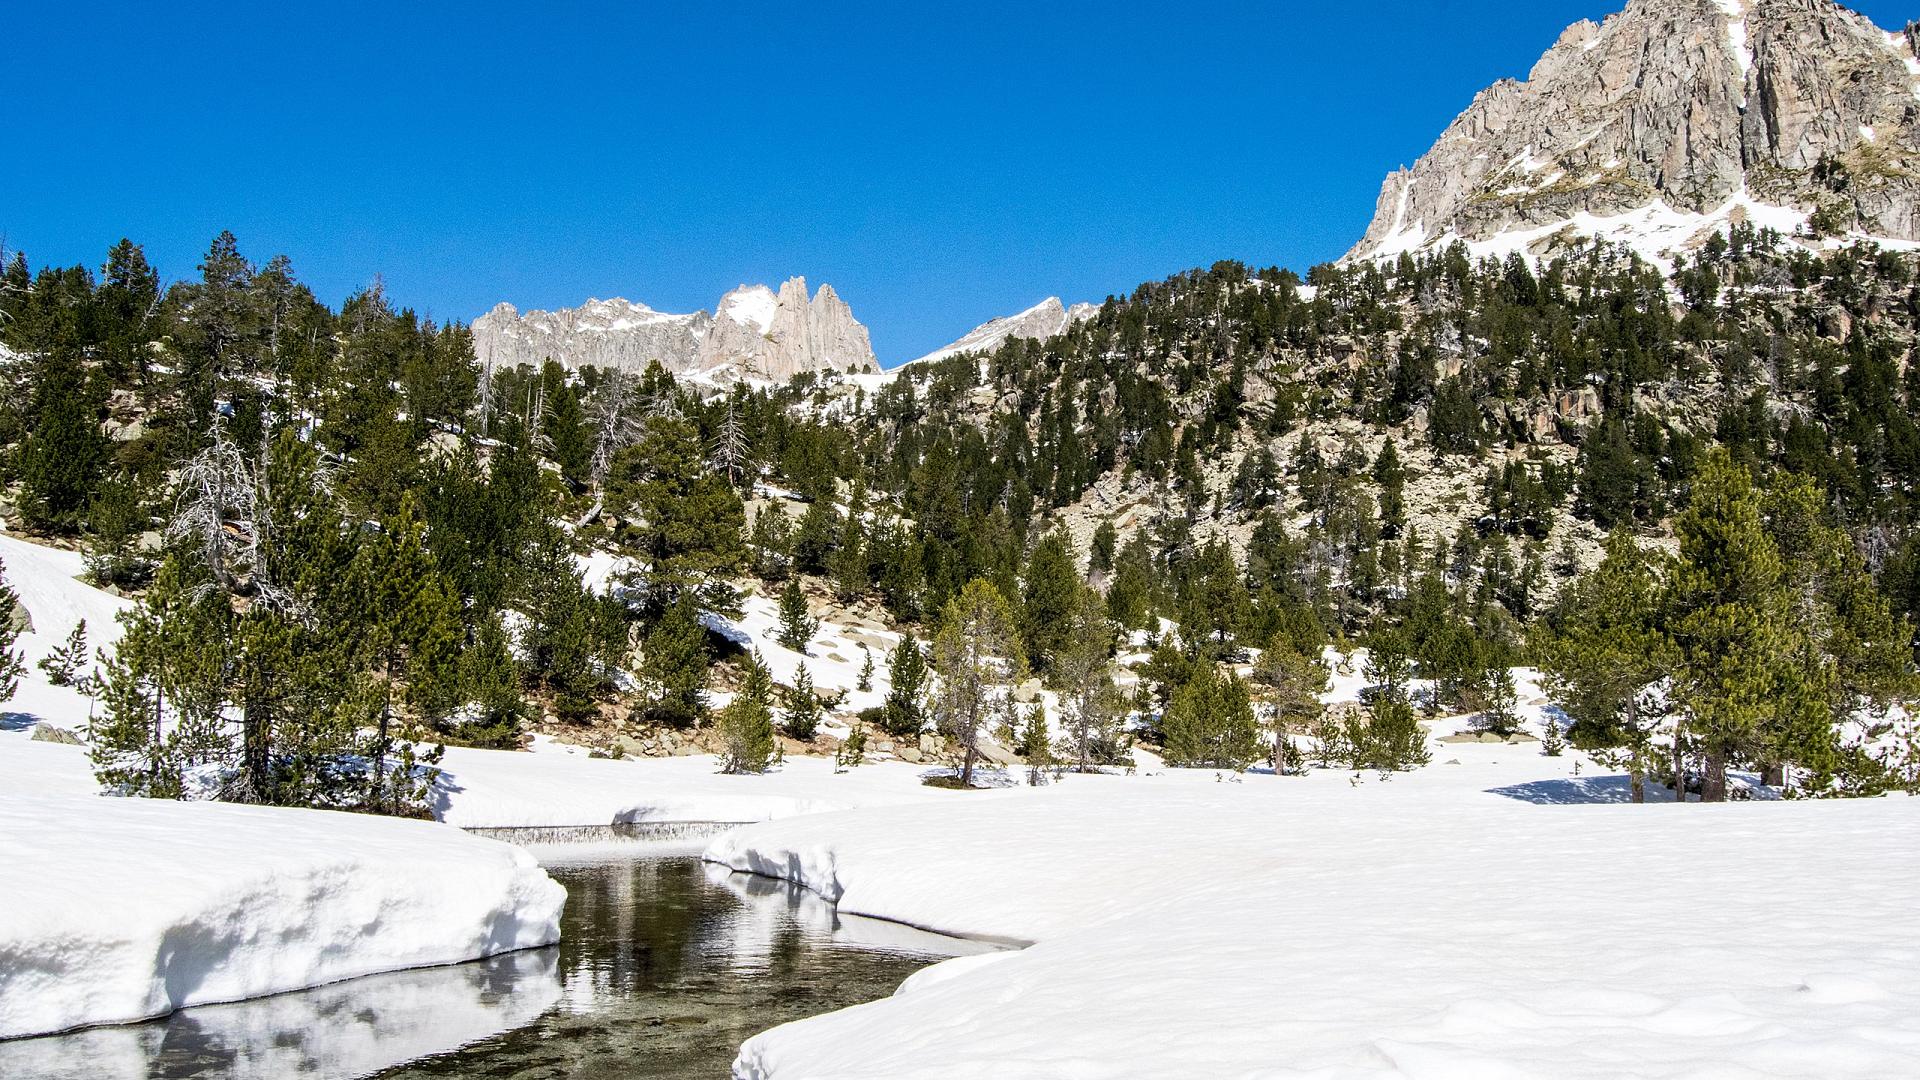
712;744;1920;1078
434;744;971;829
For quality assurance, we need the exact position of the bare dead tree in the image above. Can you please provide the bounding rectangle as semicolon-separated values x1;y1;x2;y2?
710;397;753;486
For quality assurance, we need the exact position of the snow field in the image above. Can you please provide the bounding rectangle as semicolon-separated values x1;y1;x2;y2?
0;791;565;1039
713;758;1920;1078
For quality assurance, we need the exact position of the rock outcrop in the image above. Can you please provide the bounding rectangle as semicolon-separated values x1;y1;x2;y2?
1348;0;1920;262
911;297;1099;366
474;276;877;382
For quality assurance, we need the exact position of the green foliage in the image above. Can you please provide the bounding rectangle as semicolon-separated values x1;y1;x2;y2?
931;578;1025;786
782;664;822;740
38;619;87;687
1161;665;1262;770
881;632;927;738
719;652;780;774
777;578;817;652
641;598;709;728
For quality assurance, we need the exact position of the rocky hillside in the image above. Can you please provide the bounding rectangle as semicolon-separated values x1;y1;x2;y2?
911;297;1100;366
474;276;877;382
1350;0;1920;264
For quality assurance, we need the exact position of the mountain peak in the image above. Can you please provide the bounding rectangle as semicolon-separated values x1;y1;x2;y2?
1347;0;1920;264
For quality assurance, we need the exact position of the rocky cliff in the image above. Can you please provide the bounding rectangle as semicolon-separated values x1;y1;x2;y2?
474;276;877;382
911;297;1099;366
1349;0;1920;262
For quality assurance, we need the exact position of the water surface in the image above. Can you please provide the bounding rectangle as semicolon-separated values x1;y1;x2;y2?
2;849;992;1079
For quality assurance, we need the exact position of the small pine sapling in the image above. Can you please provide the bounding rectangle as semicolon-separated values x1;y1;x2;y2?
38;619;88;687
856;645;874;692
1542;710;1566;757
782;664;822;741
1019;704;1053;786
835;723;869;771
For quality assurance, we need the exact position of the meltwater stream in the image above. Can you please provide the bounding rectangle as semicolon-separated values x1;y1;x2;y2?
1;837;996;1079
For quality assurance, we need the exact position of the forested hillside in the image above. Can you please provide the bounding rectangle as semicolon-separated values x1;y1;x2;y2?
0;224;1914;811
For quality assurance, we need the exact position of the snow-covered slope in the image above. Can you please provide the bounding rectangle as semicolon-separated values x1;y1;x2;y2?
714;752;1920;1079
909;297;1097;366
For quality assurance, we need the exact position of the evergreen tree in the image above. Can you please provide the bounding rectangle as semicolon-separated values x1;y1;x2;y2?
640;598;709;728
782;664;822;740
856;645;874;692
1019;704;1054;785
835;722;868;770
0;564;27;702
882;632;927;738
606;415;745;616
719;652;780;774
931;579;1026;786
1472;667;1521;737
1053;585;1125;772
38;619;88;688
777;578;817;652
1251;639;1328;775
1539;528;1677;802
1021;531;1081;676
1161;665;1263;770
1669;451;1812;801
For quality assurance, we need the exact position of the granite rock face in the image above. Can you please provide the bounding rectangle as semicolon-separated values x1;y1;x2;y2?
1349;0;1920;260
473;276;877;381
912;297;1099;366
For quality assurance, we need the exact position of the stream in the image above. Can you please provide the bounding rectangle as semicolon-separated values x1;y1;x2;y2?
1;834;994;1079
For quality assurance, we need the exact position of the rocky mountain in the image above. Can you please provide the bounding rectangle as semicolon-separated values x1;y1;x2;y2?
1348;0;1920;264
910;297;1099;366
474;276;877;382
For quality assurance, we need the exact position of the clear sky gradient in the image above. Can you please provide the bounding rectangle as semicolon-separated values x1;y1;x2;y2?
7;1;1915;365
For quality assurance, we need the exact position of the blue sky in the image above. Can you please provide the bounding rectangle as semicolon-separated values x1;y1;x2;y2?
6;1;1915;365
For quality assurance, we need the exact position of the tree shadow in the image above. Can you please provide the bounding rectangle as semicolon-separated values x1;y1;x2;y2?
1487;774;1672;804
1;712;39;732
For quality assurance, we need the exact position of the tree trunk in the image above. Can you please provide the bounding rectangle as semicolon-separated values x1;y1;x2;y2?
1671;731;1687;804
960;739;977;788
241;696;270;804
1701;748;1728;803
1627;697;1645;804
1761;762;1785;787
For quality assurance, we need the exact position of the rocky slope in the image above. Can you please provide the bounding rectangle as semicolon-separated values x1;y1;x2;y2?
1349;0;1920;263
910;297;1098;366
474;277;877;382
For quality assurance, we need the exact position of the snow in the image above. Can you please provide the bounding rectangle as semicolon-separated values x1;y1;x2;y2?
432;746;969;829
721;285;780;333
1715;0;1753;91
0;532;565;1040
0;949;560;1080
0;791;564;1039
705;588;903;714
712;746;1920;1079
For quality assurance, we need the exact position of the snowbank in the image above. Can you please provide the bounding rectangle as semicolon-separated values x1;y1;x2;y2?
712;753;1920;1078
433;745;964;829
0;949;561;1079
0;792;565;1039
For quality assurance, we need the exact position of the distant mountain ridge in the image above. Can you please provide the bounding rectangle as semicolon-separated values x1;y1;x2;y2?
910;297;1098;367
473;276;876;383
1348;0;1920;264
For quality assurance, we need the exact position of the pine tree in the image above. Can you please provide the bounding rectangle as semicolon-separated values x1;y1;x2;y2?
457;615;528;748
1021;530;1080;674
1053;584;1125;772
1252;639;1327;775
750;504;794;582
931;579;1026;786
857;645;874;692
0;563;28;702
1019;704;1053;785
605;414;745;616
782;664;822;740
835;722;869;770
1472;667;1521;737
882;632;927;738
38;619;88;687
777;578;817;652
1539;528;1677;802
1161;665;1263;770
641;598;709;728
1669;451;1808;801
719;653;780;774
